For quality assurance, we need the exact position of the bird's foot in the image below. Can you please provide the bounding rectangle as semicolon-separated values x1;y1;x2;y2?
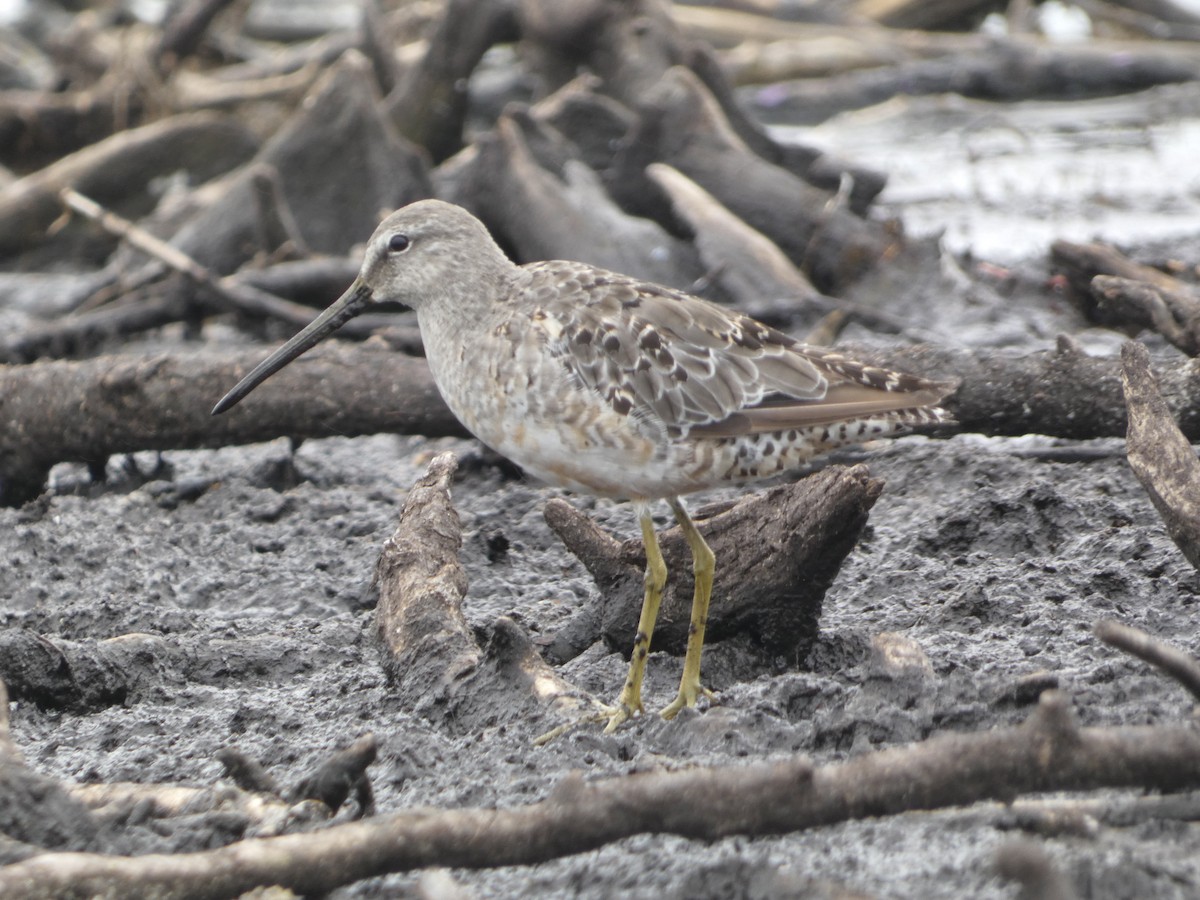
532;697;642;745
600;698;641;734
660;681;715;720
533;684;649;745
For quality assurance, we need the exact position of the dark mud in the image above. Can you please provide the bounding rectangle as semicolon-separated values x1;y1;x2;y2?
4;87;1200;897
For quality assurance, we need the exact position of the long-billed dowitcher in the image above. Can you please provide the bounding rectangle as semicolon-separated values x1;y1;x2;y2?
213;199;955;732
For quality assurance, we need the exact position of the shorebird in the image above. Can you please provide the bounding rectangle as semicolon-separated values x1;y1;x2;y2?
213;199;955;733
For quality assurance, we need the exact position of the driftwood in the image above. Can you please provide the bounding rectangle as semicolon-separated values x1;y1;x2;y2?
520;0;886;211
1;291;188;366
163;51;430;273
0;346;467;507
1095;619;1200;701
543;465;882;663
1052;240;1200;354
747;35;1200;125
442;108;709;292
674;7;983;80
0;625;389;720
12;337;1200;507
0;113;257;256
612;66;895;291
1119;341;1200;569
1;691;1198;898
0;0;246;167
374;452;590;731
845;337;1199;441
374;452;479;708
0;272;399;366
1092;275;1200;356
434;69;874;295
383;0;518;163
645;162;818;311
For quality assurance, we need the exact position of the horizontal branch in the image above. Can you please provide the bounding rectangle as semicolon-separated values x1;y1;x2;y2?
6;336;1199;507
1;692;1197;898
0;345;467;506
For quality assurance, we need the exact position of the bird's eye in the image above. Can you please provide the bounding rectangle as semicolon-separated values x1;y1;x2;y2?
388;233;411;253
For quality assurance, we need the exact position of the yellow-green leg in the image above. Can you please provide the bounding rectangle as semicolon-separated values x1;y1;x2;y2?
603;502;668;733
660;497;715;719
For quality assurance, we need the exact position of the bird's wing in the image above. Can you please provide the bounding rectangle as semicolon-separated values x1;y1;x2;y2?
528;262;954;439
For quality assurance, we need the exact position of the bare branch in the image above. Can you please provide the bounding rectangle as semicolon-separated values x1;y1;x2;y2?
1095;619;1200;701
1120;340;1200;568
1;692;1198;898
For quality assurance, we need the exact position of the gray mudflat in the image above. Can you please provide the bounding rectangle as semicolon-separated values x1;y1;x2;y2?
5;87;1200;897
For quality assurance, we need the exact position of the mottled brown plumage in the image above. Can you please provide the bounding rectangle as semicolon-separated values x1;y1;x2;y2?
214;199;955;733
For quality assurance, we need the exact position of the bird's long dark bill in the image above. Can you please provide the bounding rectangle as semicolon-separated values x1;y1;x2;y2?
211;279;373;415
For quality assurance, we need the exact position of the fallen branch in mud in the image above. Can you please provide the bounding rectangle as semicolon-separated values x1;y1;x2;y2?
847;336;1197;441
59;188;332;328
1095;619;1200;701
1093;275;1200;357
746;35;1200;125
1052;240;1200;356
374;452;591;730
1;691;1197;899
1119;340;1200;569
9;337;1200;507
0;346;467;507
543;465;881;663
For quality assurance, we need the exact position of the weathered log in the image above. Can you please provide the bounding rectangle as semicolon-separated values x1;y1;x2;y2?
11;338;1200;507
0;346;466;506
1092;275;1200;357
374;452;589;731
746;36;1200;125
1119;341;1200;569
0;113;257;256
440;109;708;291
519;0;885;210
1052;241;1200;353
613;67;896;291
646;162;817;310
166;51;430;275
545;465;882;661
384;0;519;163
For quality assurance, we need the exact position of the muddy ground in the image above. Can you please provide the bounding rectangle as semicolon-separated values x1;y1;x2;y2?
4;83;1200;900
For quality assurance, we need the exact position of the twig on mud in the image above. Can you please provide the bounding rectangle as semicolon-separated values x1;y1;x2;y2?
286;734;377;815
2;692;1198;898
1095;619;1200;701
